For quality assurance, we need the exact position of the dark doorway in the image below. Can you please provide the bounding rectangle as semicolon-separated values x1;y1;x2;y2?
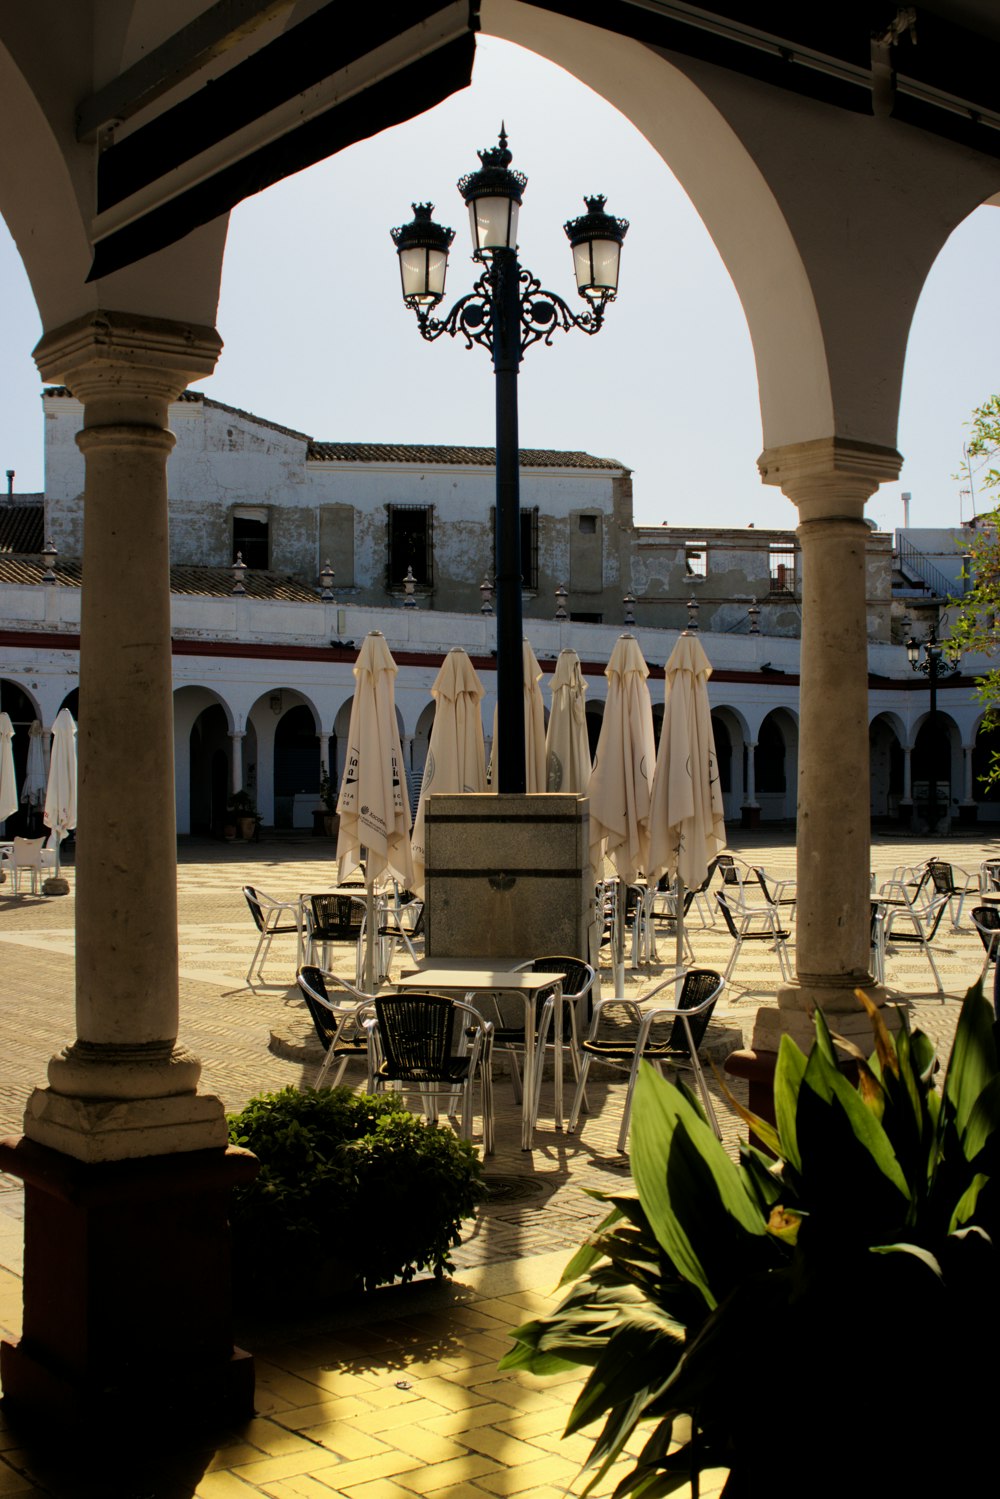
274;705;319;828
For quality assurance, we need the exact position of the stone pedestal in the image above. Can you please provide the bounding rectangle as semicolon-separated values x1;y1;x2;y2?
0;1137;258;1429
424;794;591;960
740;805;761;830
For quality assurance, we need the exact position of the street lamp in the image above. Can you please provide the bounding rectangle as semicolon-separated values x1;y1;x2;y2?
902;616;960;834
391;127;627;792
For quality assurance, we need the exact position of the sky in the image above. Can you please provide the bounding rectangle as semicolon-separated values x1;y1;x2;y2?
1;35;999;533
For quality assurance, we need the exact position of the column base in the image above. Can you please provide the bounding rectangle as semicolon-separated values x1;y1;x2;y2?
753;978;900;1054
24;1084;228;1162
740;805;761;830
959;803;979;826
0;1136;258;1432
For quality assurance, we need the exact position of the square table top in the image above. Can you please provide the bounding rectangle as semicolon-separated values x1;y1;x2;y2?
397;967;565;992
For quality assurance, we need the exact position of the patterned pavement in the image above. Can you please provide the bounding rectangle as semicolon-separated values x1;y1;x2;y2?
0;827;993;1495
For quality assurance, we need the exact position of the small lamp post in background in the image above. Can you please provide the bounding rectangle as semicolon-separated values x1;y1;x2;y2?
231;553;247;595
554;584;568;621
40;539;58;585
623;593;636;627
319;560;335;600
480;575;495;615
686;597;700;632
402;565;418;608
747;602;761;634
903;615;961;834
392;128;627;792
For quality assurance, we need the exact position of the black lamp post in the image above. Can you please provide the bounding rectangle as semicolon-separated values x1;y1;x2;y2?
903;617;960;834
391;127;627;792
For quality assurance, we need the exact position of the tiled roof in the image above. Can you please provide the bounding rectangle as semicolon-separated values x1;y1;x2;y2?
307;442;627;470
0;501;44;555
42;388;624;469
0;558;319;601
43;387;312;444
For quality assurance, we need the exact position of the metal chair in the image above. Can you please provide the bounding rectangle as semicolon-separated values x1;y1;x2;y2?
377;892;424;969
970;905;1000;983
882;891;950;999
367;992;494;1154
716;891;792;985
514;955;596;1120
567;968;725;1150
296;965;376;1088
870;899;886;986
307;892;366;983
925;860;979;929
242;885;303;990
750;866;797;918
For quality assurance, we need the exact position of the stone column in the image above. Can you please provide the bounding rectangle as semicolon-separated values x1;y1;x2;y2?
22;312;227;1159
756;437;901;1050
318;732;331;777
0;312;257;1430
230;730;245;796
741;737;759;827
901;741;914;808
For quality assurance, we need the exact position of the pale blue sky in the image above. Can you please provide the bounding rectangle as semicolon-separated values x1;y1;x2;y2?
1;36;998;532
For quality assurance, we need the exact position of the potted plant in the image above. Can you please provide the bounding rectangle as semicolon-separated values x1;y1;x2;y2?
228;789;258;842
319;763;338;837
502;984;1000;1496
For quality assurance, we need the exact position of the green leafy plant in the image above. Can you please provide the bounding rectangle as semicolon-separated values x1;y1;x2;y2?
502;987;999;1496
227;789;256;816
227;1086;485;1296
318;763;337;813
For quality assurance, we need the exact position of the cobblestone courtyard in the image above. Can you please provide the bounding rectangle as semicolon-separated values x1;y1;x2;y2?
0;827;992;1496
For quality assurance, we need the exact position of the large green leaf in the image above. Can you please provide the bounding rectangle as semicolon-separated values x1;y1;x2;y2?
630;1064;768;1310
566;1320;685;1436
944;983;998;1137
773;1033;808;1173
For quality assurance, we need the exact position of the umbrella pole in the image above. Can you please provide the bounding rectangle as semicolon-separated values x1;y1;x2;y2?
613;883;625;997
365;872;376;993
675;874;686;975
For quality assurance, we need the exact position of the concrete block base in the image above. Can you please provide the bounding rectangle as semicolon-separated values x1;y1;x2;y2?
424;793;591;961
0;1136;258;1432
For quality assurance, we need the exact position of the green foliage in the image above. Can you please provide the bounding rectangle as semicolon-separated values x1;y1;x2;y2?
227;1086;485;1296
318;763;337;812
227;789;256;816
951;396;1000;785
501;988;1000;1495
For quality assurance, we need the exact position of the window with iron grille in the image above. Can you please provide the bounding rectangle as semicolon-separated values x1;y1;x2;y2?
489;507;539;590
685;543;707;578
769;545;796;594
386;504;433;589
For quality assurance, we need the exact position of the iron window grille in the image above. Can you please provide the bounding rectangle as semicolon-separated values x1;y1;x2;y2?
769;546;797;594
232;509;269;570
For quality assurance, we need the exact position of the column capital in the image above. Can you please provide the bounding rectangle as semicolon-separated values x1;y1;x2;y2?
34;310;222;416
758;436;902;520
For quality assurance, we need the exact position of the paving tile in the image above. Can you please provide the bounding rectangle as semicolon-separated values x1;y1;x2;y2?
474;1453;582;1495
268;1395;374;1431
387;1453;502;1494
195;1472;263;1497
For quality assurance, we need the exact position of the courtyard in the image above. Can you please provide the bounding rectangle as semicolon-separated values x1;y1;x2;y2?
0;826;990;1496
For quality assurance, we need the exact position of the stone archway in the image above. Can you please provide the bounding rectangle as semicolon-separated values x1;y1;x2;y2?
869;712;905;825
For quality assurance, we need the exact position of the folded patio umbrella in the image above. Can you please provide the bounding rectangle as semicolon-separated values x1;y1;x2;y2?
647;632;726;970
43;707;78;883
545;648;591;795
0;713;17;826
488;639;547;793
587;635;656;993
411;646;487;895
21;720;46;821
337;631;414;990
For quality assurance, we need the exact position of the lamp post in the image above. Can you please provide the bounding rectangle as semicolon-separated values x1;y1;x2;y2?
903;617;960;834
392;127;627;792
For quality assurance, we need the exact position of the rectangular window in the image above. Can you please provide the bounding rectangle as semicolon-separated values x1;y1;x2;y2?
490;507;539;590
769;546;796;594
685;543;707;579
386;504;433;589
232;507;269;570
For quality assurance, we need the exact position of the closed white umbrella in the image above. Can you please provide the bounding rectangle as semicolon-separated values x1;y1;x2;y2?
21;720;46;829
336;631;414;990
647;632;726;970
0;713;17;826
488;639;547;793
587;635;656;993
545;649;591;794
411;647;487;895
43;707;78;890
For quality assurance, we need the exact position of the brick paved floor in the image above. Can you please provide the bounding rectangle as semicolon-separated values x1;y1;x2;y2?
0;827;993;1496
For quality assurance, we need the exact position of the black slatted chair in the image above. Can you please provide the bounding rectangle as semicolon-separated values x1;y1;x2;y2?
882;891;949;999
970;905;1000;984
296;965;374;1088
377;897;425;968
568;968;725;1150
307;892;366;982
243;885;303;990
716;892;792;985
514;956;597;1119
926;860;979;929
369;992;494;1152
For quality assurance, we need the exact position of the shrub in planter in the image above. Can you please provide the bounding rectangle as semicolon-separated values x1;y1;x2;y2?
502;985;1000;1497
226;1086;485;1297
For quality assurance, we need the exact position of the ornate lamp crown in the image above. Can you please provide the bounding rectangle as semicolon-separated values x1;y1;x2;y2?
564;194;630;248
457;125;527;204
390;202;455;253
